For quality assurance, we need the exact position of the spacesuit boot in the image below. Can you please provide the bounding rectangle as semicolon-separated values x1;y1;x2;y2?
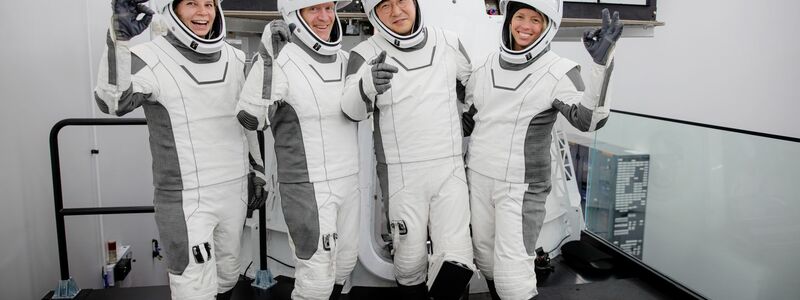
329;284;344;300
397;282;428;300
486;280;501;300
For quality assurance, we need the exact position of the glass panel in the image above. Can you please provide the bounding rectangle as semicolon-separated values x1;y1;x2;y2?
581;113;800;300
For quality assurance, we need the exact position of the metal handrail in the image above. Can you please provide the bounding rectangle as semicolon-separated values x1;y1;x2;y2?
50;118;270;283
610;109;800;143
50;118;148;280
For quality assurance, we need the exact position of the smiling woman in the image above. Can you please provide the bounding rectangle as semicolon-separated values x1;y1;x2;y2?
509;7;547;50
174;0;218;37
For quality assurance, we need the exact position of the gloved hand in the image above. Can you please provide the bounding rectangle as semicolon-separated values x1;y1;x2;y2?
369;51;398;95
236;107;265;131
267;100;286;125
461;105;477;137
270;20;292;58
583;9;623;66
246;171;269;218
112;0;155;41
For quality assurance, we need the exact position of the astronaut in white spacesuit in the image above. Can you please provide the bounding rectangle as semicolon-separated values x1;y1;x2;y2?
235;1;359;299
462;0;623;299
340;0;475;298
93;1;265;299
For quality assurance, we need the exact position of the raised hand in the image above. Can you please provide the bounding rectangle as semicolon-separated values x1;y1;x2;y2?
583;9;623;65
270;20;292;57
369;51;399;95
112;0;155;41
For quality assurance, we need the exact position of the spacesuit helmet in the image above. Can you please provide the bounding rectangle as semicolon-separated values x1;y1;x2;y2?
499;0;562;64
362;0;425;49
162;0;227;54
278;0;352;55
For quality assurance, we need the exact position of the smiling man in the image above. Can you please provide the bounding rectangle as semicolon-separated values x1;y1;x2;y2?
235;1;360;299
340;0;476;299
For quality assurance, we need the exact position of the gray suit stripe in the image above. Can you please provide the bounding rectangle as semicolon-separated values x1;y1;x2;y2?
270;103;311;183
143;102;183;190
116;86;151;116
153;188;189;274
565;66;585;92
376;163;391;234
359;79;374;113
391;46;436;72
457;40;471;64
522;181;550;256
106;31;117;86
246;54;260;78
523;109;557;183
94;92;110;114
347;52;367;77
598;60;615;107
491;69;531;91
179;63;228;85
309;63;343;83
260;51;273;100
521;109;557;255
552;100;593;132
131;53;147;75
373;106;387;164
280;182;319;260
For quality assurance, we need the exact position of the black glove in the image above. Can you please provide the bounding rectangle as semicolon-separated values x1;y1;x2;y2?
369;50;399;96
112;0;155;41
583;9;624;66
461;105;477;137
246;171;268;218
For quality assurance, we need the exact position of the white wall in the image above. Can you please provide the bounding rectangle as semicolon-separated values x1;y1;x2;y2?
553;0;800;139
0;1;167;298
1;1;97;298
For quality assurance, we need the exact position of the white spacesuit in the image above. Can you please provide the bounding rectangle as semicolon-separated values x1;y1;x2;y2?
235;1;360;299
463;0;622;299
93;1;260;299
340;0;475;298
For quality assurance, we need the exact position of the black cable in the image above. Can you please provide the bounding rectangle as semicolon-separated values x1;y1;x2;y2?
545;234;572;254
244;260;254;275
268;255;296;269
